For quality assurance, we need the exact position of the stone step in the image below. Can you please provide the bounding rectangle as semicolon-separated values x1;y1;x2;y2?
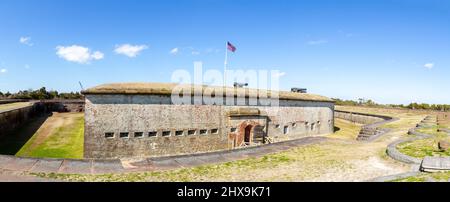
358;127;386;141
356;136;370;141
361;127;377;131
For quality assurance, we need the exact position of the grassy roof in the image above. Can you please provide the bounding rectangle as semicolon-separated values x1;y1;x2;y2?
82;82;334;102
0;102;33;112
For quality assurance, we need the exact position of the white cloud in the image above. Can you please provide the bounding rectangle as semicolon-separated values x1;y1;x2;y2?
114;44;148;58
0;69;7;73
19;37;33;46
56;45;104;64
424;63;434;69
191;51;200;55
307;40;328;45
91;51;104;60
273;71;286;78
170;47;179;55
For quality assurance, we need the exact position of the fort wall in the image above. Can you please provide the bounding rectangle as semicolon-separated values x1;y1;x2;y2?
84;94;334;159
0;102;43;137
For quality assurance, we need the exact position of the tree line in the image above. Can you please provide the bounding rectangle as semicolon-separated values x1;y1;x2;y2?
332;98;450;111
0;87;83;100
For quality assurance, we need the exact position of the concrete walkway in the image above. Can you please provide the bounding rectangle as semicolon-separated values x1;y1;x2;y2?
0;170;60;182
0;136;328;175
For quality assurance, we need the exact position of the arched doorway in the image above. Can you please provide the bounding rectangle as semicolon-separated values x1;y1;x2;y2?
244;125;253;145
231;120;267;148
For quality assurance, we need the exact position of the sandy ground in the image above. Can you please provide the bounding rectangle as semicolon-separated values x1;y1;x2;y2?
312;106;424;181
306;106;426;182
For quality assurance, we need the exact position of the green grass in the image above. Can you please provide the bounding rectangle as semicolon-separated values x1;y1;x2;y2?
396;138;450;158
392;172;450;182
416;125;447;136
16;116;84;159
397;125;450;158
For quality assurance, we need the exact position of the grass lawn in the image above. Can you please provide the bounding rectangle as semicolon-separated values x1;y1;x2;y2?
396;138;450;158
16;113;84;159
396;124;450;158
0;102;32;111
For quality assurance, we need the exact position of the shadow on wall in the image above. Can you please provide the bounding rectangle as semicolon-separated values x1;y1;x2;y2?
0;113;51;155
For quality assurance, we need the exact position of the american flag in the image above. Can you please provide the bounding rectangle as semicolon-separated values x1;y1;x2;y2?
227;41;236;52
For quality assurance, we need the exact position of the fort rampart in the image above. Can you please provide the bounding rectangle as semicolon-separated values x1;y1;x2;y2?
0;102;42;137
0;100;85;138
335;110;397;141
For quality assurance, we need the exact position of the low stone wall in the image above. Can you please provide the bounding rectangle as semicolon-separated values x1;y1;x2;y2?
386;116;450;174
335;110;397;141
335;110;385;125
386;138;423;165
386;116;433;165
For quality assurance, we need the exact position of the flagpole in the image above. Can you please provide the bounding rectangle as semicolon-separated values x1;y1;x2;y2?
224;42;228;87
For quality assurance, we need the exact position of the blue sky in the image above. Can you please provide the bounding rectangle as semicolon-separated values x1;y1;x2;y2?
0;0;449;104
